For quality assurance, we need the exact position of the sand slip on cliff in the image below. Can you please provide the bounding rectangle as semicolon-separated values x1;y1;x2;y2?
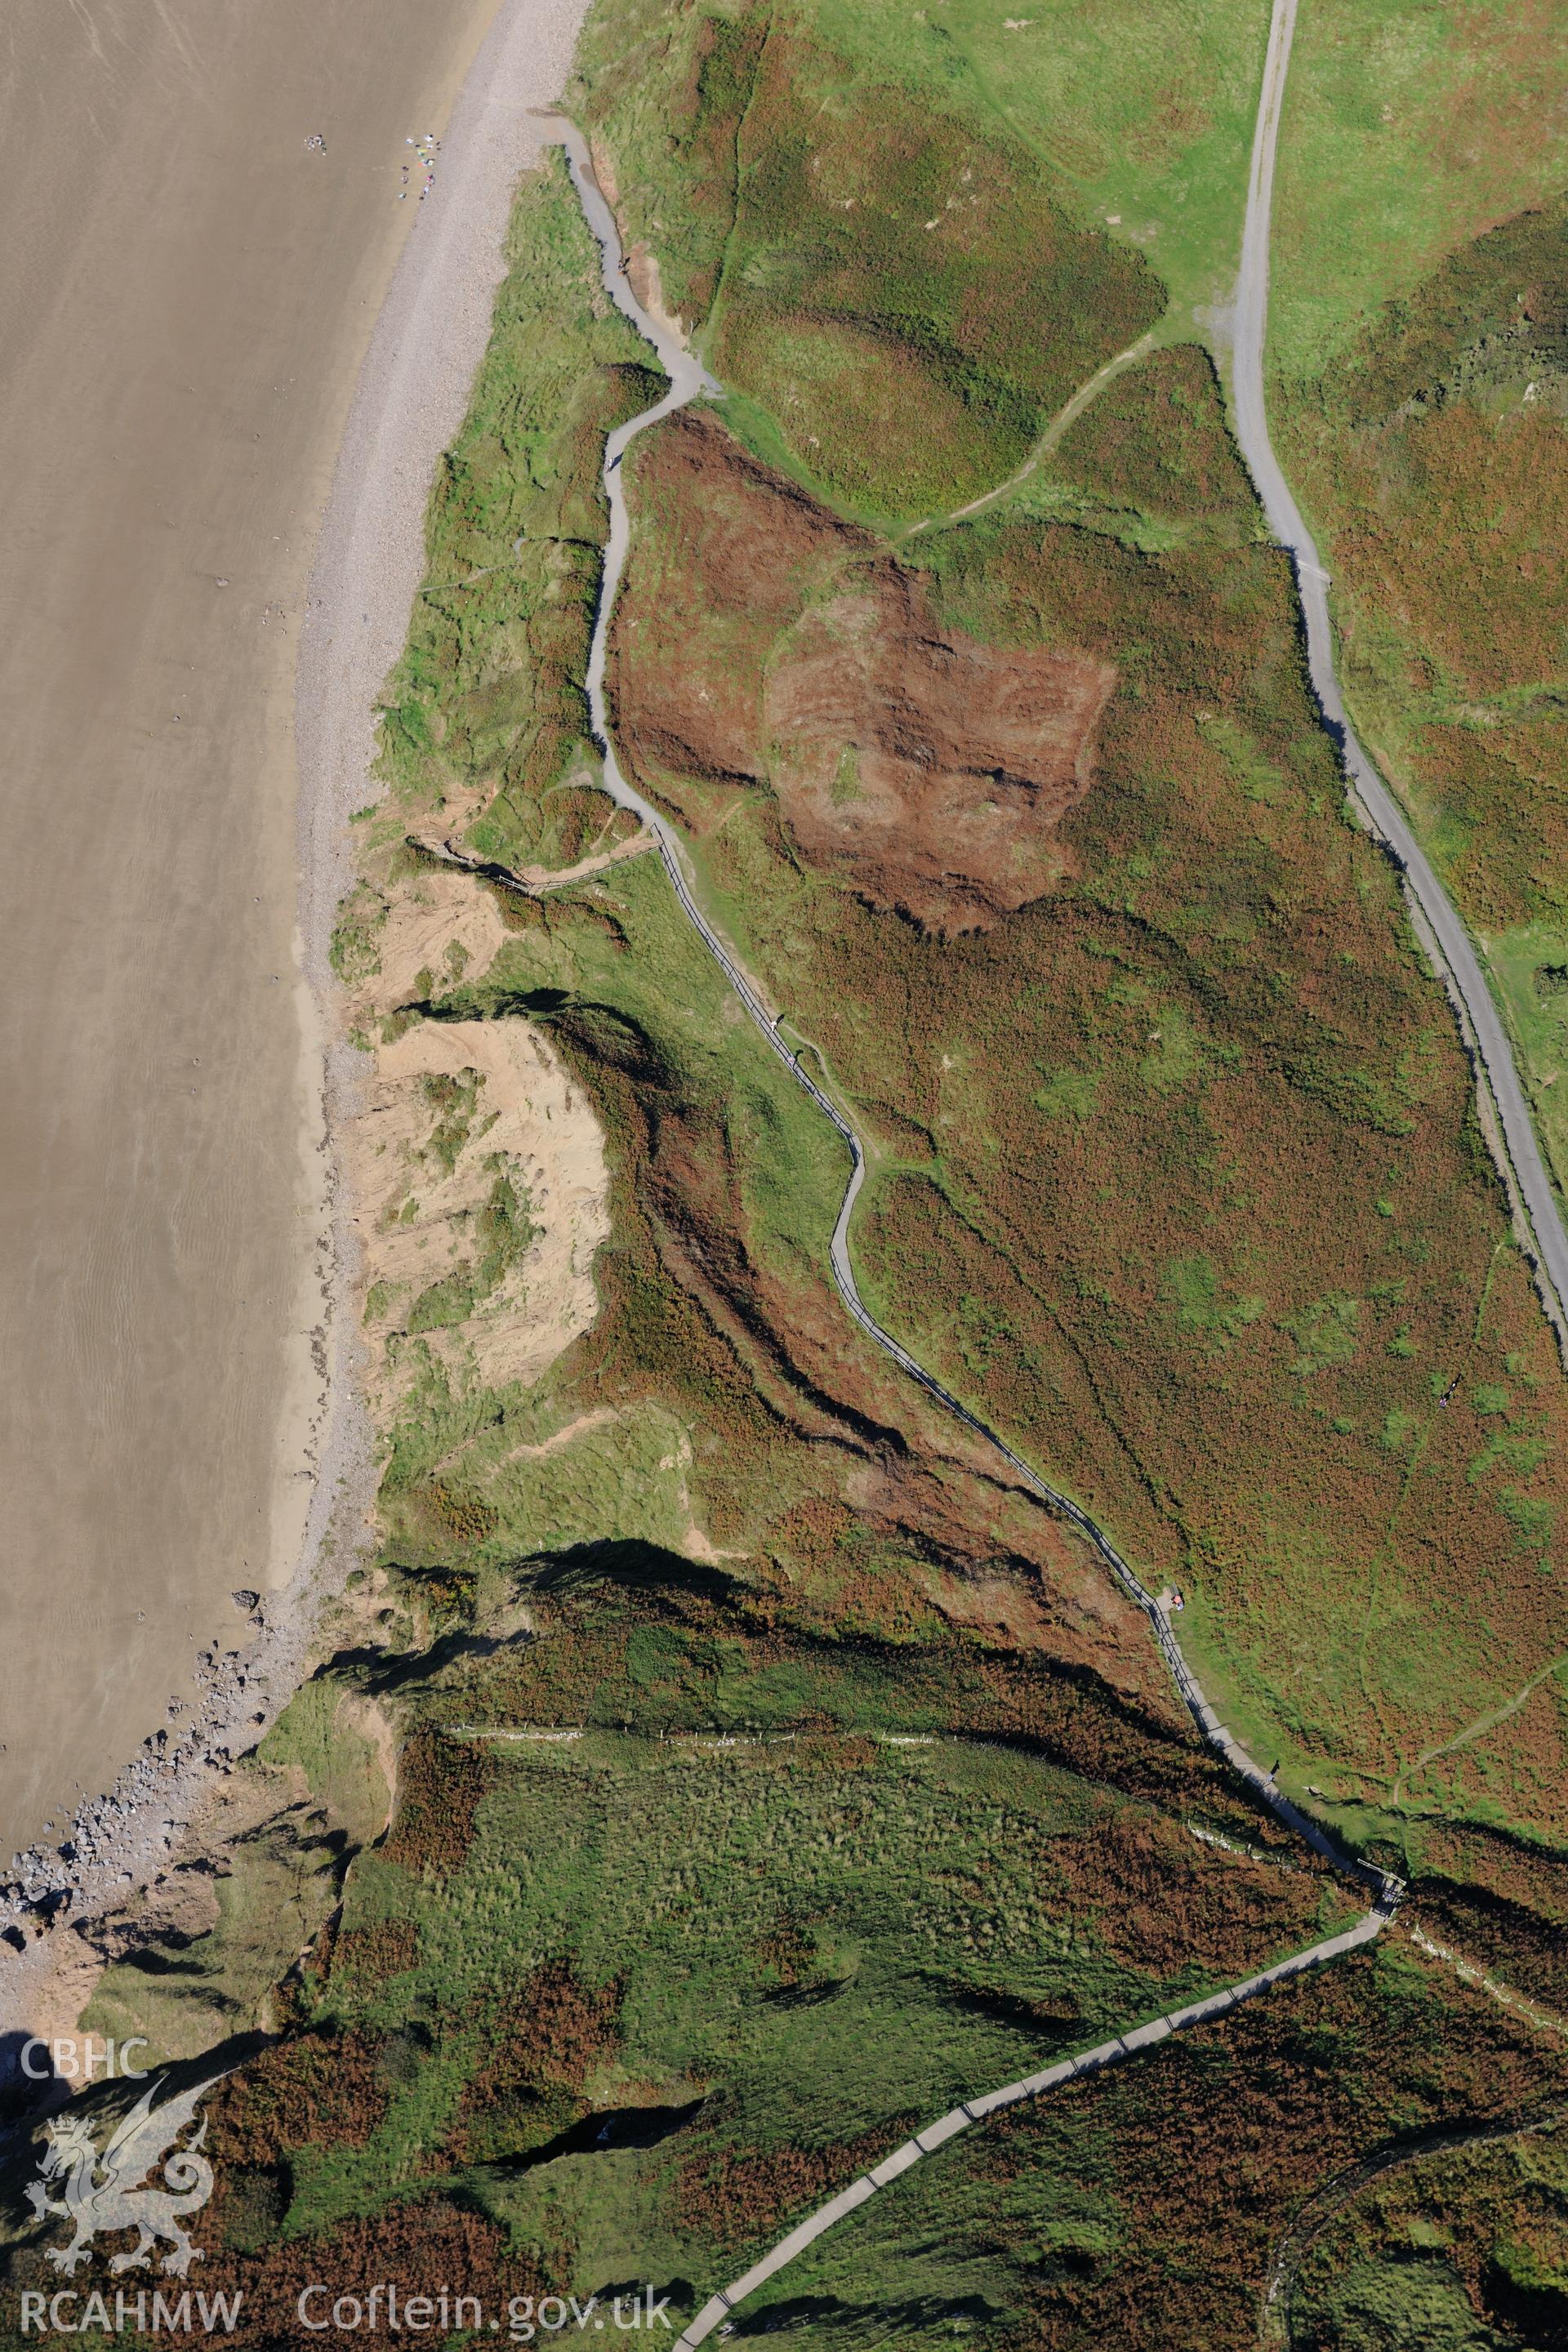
296;0;598;1496
345;1013;611;1410
343;872;609;1412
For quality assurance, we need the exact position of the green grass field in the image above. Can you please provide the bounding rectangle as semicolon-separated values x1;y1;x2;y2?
570;0;1285;523
1270;0;1568;380
294;1727;1333;2247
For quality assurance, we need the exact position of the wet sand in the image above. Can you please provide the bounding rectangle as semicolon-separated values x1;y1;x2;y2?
0;0;506;1852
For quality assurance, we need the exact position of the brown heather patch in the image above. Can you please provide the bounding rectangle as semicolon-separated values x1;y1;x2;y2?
1055;1807;1330;1979
330;1916;421;1992
486;1956;626;2094
444;1958;625;2163
608;408;869;795
764;564;1116;935
978;1953;1568;2349
676;2116;920;2251
194;2202;541;2349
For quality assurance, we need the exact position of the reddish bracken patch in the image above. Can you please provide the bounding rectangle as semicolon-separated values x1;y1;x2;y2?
381;1731;494;1883
209;2033;391;2164
675;2117;919;2249
764;564;1115;933
611;409;1113;933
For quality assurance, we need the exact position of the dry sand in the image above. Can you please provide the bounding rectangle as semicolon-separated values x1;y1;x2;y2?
341;884;612;1416
0;0;595;2035
0;0;586;1873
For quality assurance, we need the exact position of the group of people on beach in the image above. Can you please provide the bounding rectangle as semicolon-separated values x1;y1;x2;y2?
400;132;440;202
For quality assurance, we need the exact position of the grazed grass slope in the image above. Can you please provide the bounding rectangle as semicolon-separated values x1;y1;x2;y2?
740;1933;1568;2348
572;0;1273;349
26;1587;1568;2350
1269;0;1568;382
574;5;1165;520
273;1708;1348;2263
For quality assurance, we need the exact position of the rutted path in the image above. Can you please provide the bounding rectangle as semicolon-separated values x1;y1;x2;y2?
944;326;1156;524
545;116;1402;2344
1232;0;1568;1349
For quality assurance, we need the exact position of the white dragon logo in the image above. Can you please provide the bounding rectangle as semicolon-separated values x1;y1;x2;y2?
25;2074;222;2277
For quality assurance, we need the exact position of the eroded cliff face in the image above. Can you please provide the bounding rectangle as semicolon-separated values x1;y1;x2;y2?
608;408;1115;933
341;873;612;1417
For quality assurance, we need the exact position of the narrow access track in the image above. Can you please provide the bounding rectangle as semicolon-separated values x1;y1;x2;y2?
542;115;1402;2345
1233;0;1568;1348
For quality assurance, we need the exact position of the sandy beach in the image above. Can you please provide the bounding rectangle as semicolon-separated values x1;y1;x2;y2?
0;0;594;2026
0;0;519;1862
297;0;593;1025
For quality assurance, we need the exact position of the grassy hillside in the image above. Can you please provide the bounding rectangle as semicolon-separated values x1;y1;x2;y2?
26;1573;1566;2346
570;0;1265;520
607;350;1568;1838
1270;0;1568;381
1277;188;1568;1210
573;0;1274;336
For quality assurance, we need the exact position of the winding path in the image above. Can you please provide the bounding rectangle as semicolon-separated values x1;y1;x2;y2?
535;114;1411;2341
1233;0;1568;1345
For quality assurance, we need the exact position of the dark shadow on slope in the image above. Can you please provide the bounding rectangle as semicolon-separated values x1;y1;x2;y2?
941;1980;1084;2039
528;1537;739;1606
497;2097;705;2176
